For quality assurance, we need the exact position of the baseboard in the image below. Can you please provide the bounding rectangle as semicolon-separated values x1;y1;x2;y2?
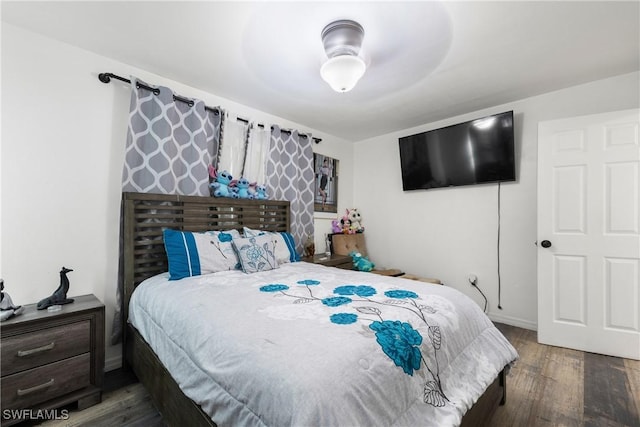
488;312;537;331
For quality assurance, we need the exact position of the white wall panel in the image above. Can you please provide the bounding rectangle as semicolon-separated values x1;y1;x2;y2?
552;130;585;153
605;162;639;234
604;257;639;331
553;255;587;324
604;123;638;149
553;166;587;234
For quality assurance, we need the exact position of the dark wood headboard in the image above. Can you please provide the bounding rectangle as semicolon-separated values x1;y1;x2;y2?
122;192;290;322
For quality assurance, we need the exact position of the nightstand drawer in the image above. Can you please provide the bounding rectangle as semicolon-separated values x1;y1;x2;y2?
1;353;90;410
1;321;90;376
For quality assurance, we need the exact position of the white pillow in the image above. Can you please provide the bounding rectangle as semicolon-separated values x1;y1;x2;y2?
242;227;300;264
232;234;279;274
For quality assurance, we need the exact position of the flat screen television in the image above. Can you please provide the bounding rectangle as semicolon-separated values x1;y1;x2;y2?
399;111;516;191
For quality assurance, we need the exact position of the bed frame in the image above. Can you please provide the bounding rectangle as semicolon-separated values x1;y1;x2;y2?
121;192;506;426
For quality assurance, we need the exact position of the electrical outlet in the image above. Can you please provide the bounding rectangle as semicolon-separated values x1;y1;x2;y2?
468;274;478;285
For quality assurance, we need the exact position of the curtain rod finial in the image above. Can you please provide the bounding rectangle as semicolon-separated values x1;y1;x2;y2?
98;73;112;83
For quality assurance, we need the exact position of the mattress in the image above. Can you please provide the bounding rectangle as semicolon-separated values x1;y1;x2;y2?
129;262;518;426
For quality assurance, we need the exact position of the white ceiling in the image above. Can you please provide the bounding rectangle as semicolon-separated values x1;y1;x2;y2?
2;1;639;141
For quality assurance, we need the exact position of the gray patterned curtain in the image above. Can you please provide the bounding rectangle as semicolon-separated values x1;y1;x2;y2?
112;76;221;344
266;126;315;254
122;77;220;195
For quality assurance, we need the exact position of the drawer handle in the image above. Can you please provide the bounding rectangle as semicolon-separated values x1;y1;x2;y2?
16;378;55;396
17;342;55;357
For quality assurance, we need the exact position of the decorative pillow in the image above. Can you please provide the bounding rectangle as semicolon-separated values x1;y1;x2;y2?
243;227;300;263
232;234;279;274
163;229;241;280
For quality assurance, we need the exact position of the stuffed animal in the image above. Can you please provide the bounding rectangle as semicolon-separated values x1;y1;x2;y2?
248;182;258;199
255;185;268;200
303;236;315;257
235;177;253;199
210;169;236;198
331;219;342;234
348;208;364;233
0;279;23;321
349;251;375;272
339;215;354;234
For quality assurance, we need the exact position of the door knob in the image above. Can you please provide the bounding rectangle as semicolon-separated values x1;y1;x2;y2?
541;240;552;248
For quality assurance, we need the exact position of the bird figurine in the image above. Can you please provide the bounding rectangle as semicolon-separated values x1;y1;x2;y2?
37;267;75;310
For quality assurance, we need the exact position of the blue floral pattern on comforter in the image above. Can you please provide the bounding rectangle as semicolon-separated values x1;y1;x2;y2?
129;262;519;427
259;277;449;406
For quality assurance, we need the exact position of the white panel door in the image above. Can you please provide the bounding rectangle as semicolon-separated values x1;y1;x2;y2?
538;109;640;360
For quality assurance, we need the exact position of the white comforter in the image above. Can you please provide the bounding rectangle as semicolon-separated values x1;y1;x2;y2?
129;262;518;427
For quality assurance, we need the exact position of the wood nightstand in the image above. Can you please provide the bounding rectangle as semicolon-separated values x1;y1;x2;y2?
1;294;105;426
302;254;354;270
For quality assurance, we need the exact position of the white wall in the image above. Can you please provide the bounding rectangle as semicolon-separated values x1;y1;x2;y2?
353;71;639;330
0;24;354;369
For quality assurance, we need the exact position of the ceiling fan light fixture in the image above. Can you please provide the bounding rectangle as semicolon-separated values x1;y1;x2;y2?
320;19;366;93
320;55;366;93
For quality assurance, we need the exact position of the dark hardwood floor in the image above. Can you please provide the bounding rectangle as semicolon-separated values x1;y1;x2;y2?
492;323;640;427
38;323;639;426
33;369;165;427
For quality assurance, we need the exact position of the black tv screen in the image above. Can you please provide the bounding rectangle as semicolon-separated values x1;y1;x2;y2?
399;111;515;191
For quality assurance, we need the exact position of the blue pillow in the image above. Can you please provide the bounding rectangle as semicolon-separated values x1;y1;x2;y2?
163;229;241;280
279;232;301;262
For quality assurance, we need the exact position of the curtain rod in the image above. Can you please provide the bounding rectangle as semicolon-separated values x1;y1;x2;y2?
99;72;321;144
237;119;322;144
99;72;220;115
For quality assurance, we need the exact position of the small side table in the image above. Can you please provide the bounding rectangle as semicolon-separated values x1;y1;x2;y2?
302;253;353;270
1;294;104;425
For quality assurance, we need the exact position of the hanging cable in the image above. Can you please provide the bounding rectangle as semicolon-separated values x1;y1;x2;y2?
469;276;488;313
497;182;503;310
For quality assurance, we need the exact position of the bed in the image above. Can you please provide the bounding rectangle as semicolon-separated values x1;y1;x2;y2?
121;192;518;426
